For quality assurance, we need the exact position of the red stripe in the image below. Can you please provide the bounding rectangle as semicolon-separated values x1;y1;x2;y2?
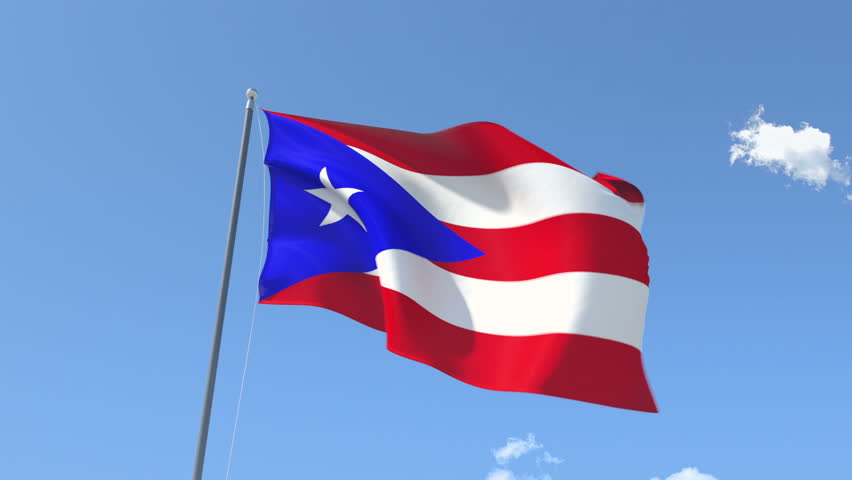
438;214;649;285
265;111;645;203
265;110;573;175
593;173;645;203
261;273;657;413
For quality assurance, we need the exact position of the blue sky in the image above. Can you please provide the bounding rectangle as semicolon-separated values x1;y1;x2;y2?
2;1;850;479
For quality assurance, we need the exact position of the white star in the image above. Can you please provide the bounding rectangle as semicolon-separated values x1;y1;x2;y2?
305;167;366;230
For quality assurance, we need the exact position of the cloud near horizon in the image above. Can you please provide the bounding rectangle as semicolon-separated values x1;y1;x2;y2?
486;468;517;480
729;105;851;190
492;434;542;465
651;467;719;480
487;434;561;480
485;469;553;480
487;436;714;480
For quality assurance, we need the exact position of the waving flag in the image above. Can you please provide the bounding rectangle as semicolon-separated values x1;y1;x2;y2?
259;111;656;412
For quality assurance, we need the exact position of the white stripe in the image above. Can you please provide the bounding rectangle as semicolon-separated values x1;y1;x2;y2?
350;146;645;230
367;250;648;349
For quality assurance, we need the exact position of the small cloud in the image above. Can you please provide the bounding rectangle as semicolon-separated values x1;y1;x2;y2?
488;434;560;480
652;467;719;480
730;105;851;190
538;451;564;465
492;434;542;465
486;468;516;480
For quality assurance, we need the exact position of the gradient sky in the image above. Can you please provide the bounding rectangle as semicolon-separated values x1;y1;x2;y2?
2;1;850;479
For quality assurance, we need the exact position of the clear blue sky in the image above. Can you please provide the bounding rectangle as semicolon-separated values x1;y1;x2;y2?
2;1;850;479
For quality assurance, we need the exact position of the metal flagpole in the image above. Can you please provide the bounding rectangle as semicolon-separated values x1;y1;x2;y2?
191;87;258;480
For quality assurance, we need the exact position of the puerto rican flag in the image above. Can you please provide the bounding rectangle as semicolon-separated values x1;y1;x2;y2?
258;110;656;413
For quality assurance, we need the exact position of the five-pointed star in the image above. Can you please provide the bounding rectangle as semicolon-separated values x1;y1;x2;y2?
305;167;367;230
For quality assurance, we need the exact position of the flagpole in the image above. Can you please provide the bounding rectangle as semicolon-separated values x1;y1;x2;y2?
191;88;258;480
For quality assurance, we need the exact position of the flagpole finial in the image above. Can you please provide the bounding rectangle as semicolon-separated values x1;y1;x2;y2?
245;88;258;109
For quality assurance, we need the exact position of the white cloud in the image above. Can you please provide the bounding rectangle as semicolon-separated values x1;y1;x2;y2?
488;434;561;480
492;434;542;465
486;469;552;480
651;467;719;480
538;451;564;465
486;468;516;480
730;105;851;189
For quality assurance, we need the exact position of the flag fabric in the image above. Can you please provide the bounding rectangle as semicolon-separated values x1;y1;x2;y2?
258;110;656;413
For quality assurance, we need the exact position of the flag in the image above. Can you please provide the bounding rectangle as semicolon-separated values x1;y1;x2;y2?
258;110;656;412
